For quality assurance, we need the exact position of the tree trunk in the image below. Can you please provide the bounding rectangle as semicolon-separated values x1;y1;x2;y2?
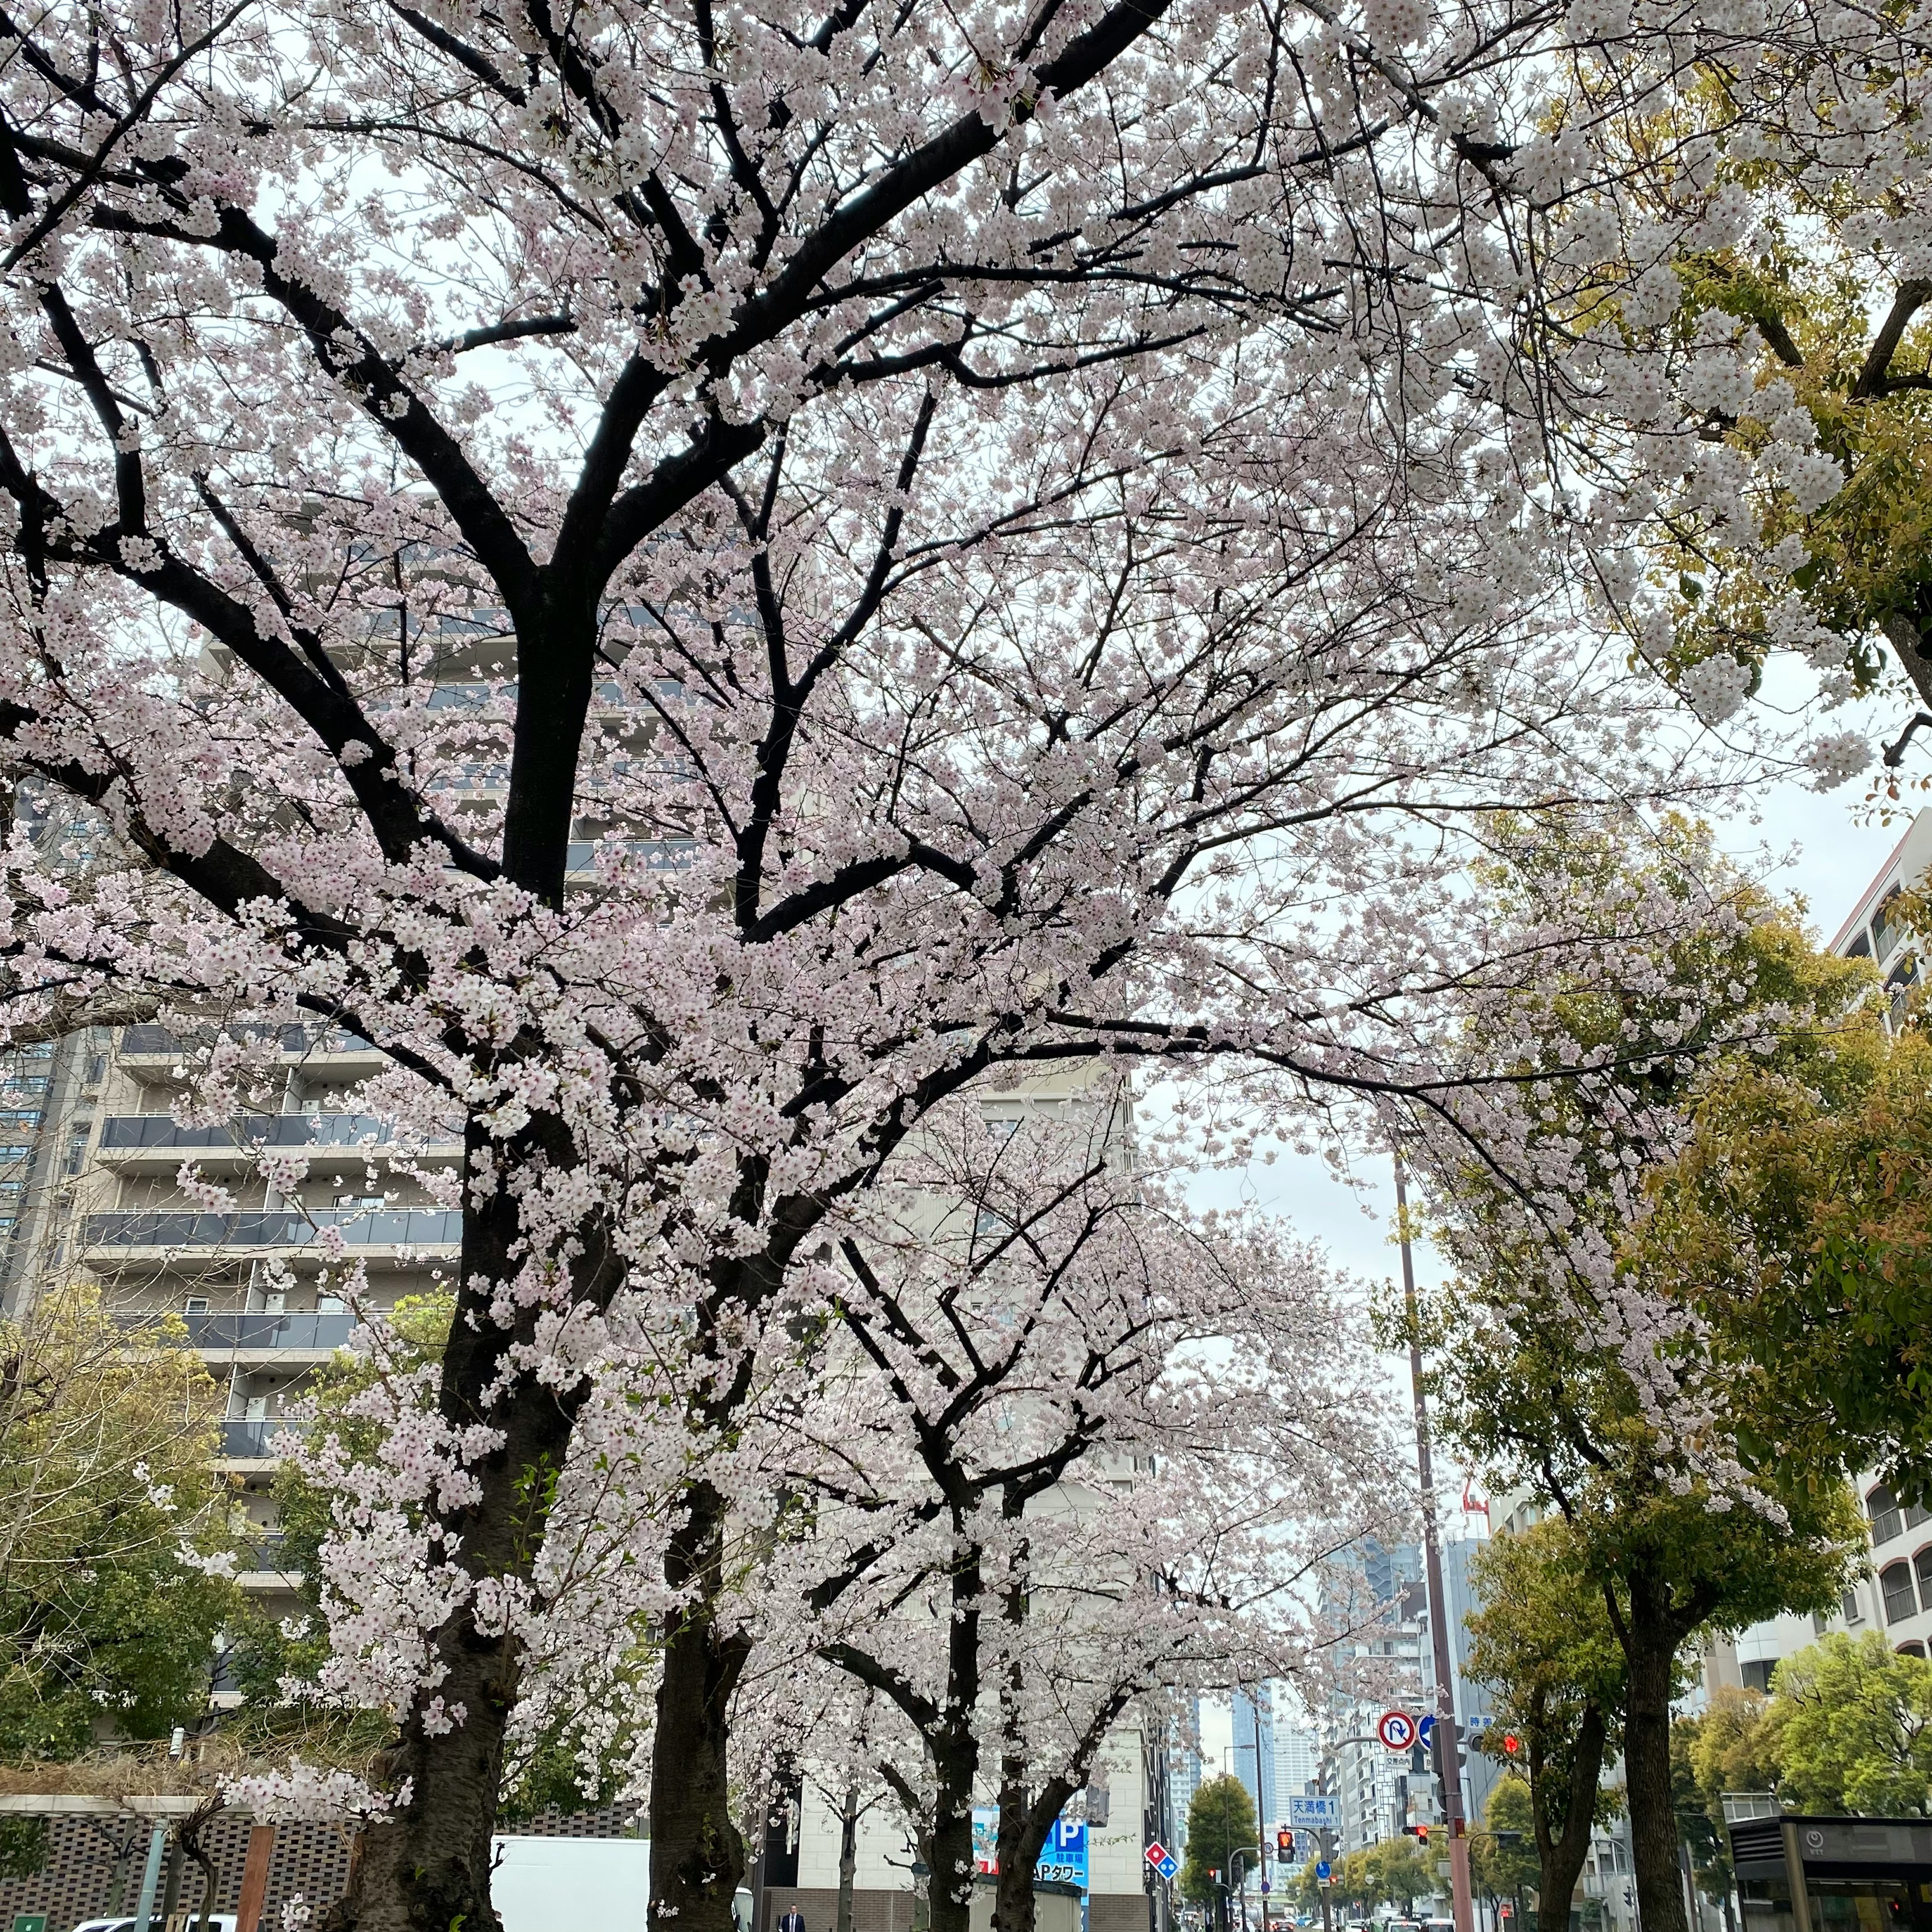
1623;1575;1691;1932
1531;1699;1608;1932
929;1766;976;1932
326;1145;616;1932
837;1785;861;1932
650;1477;756;1932
991;1773;1076;1932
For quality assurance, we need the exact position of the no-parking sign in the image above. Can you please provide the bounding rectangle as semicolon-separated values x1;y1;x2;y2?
1376;1709;1417;1750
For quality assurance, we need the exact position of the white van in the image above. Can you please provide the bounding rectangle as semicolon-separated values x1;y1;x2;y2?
73;1917;238;1932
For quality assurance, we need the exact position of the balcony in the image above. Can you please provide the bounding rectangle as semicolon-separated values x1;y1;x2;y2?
188;1311;360;1352
119;1024;377;1059
219;1418;308;1459
83;1206;462;1260
565;838;697;874
99;1114;457;1163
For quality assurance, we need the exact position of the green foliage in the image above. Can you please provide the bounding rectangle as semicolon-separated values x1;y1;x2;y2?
1652;1019;1932;1507
1472;1777;1539;1898
1366;1834;1431;1909
1427;822;1865;1668
1467;1518;1628;1847
1767;1633;1932;1816
0;1282;242;1755
1670;1711;1730;1902
0;1816;46;1877
1180;1774;1258;1904
1674;1684;1783;1902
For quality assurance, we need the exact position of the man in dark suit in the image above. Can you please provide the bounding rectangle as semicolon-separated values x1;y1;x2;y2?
778;1908;807;1932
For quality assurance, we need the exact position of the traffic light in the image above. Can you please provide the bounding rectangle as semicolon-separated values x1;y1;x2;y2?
1406;1824;1432;1844
1501;1731;1522;1760
1276;1828;1294;1862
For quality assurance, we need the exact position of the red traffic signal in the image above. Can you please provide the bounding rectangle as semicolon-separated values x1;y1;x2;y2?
1407;1824;1431;1843
1276;1829;1294;1858
1501;1732;1522;1759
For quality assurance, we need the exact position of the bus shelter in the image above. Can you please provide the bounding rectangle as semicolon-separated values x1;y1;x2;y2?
1729;1815;1932;1932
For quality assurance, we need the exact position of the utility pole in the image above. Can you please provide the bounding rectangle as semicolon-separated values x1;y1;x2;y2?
1394;1156;1475;1932
1251;1693;1270;1932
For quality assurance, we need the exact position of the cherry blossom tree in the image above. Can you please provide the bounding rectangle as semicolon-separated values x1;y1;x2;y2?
0;0;1808;1928
756;1096;1406;1932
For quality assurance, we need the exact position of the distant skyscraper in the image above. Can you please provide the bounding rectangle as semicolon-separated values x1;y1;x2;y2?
1230;1684;1276;1830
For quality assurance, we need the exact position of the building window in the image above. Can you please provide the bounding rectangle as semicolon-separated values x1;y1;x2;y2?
1881;1561;1917;1625
1875;888;1905;961
1738;1659;1775;1693
1915;1548;1932;1615
1845;931;1872;958
1844;1585;1867;1626
1899;1643;1927;1660
1869;1485;1905;1547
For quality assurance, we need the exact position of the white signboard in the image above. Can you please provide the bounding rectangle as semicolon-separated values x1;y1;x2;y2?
1286;1795;1340;1829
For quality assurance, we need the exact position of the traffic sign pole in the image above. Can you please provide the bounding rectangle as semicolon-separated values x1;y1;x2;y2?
1396;1154;1475;1932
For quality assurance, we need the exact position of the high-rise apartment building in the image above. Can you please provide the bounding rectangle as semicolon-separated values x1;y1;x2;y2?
1316;1539;1426;1854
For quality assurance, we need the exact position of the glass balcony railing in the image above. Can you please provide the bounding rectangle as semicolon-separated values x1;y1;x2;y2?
100;1114;455;1152
565;838;698;873
83;1208;463;1250
242;1531;293;1570
218;1418;308;1459
119;1024;376;1057
186;1312;360;1351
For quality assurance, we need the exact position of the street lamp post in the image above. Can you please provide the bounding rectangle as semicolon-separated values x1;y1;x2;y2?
1394;1155;1475;1932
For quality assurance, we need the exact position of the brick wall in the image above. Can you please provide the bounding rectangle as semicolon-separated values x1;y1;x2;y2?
0;1814;350;1932
0;1805;642;1932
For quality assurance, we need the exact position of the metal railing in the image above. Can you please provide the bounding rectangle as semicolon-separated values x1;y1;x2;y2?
84;1208;463;1249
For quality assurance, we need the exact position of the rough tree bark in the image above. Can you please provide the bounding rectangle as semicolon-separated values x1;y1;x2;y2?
1617;1567;1701;1932
649;1478;758;1932
328;1130;621;1932
1527;1696;1609;1932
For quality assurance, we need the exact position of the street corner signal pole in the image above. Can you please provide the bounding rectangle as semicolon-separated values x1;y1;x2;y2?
1394;1154;1475;1932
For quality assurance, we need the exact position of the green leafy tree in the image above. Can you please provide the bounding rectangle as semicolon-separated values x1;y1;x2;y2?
1421;820;1867;1932
1648;1017;1932;1510
0;1282;240;1756
1334;1847;1377;1915
1181;1774;1258;1907
1471;1776;1540;1905
1467;1521;1626;1932
1767;1633;1932;1816
1673;1685;1779;1932
1671;1714;1730;1926
1368;1835;1431;1912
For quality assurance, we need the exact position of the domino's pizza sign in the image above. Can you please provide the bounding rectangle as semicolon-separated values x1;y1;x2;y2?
972;1810;1089;1889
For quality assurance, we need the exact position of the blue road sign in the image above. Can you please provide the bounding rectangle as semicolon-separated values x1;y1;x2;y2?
1157;1856;1179;1881
1315;1862;1332;1883
1417;1714;1437;1748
